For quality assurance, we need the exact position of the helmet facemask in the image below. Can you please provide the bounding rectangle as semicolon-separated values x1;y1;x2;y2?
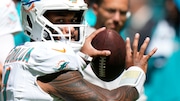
21;0;88;52
41;10;87;51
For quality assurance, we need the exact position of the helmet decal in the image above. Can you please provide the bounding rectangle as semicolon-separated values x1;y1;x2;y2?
21;0;40;12
21;0;40;6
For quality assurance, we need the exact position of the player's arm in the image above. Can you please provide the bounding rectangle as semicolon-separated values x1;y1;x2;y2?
122;33;157;95
37;70;139;101
37;33;157;100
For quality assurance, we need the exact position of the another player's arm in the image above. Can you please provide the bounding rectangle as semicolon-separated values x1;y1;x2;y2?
37;70;139;101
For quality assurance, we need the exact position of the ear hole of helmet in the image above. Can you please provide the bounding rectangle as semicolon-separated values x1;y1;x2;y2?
26;31;31;36
43;30;51;40
44;25;56;40
25;15;33;40
27;15;32;28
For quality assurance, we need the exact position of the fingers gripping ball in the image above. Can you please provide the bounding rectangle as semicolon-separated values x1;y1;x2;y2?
91;29;126;81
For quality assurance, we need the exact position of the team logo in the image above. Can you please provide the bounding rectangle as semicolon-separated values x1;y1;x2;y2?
69;0;78;3
52;48;66;53
56;60;69;70
21;0;40;6
21;0;40;12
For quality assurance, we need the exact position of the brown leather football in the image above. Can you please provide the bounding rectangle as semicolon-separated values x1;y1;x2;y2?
91;29;126;81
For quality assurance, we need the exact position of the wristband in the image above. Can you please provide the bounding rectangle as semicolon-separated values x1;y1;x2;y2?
119;66;146;95
77;52;93;62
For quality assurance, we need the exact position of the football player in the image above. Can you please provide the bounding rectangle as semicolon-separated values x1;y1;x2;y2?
1;0;157;101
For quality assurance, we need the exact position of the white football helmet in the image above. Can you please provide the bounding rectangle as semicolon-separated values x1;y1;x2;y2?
21;0;88;51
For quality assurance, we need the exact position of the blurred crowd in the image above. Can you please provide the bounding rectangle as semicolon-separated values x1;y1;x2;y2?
124;0;180;101
0;0;180;100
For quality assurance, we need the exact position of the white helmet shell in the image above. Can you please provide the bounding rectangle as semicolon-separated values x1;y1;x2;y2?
21;0;88;51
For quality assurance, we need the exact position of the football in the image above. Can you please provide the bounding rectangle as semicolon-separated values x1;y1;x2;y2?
91;29;126;81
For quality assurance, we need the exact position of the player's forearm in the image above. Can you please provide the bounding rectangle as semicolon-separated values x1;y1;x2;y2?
111;86;139;101
90;82;139;101
38;70;139;101
46;70;107;101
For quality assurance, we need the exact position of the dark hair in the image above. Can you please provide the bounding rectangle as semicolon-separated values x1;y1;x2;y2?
94;0;130;9
94;0;103;5
95;0;132;5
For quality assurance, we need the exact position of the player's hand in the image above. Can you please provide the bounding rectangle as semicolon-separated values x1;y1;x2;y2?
125;33;157;73
80;27;111;57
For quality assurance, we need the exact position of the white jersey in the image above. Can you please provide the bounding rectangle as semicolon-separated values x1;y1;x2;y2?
0;0;22;64
1;41;85;101
0;0;22;36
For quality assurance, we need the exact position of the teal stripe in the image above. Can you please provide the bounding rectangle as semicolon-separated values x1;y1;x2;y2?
3;67;11;101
